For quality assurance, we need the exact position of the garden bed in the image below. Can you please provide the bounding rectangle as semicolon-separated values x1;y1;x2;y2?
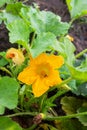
0;0;87;130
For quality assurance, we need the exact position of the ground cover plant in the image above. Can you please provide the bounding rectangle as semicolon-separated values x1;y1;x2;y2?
0;0;87;129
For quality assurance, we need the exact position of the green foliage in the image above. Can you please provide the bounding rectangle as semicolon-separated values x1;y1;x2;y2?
61;96;83;114
0;0;15;7
0;58;8;66
0;117;22;130
55;119;87;130
61;96;87;127
77;106;87;126
28;6;69;36
6;2;23;15
68;65;87;82
30;32;58;57
0;76;19;109
66;0;87;19
56;37;76;65
0;52;8;66
1;3;70;56
73;82;87;96
0;105;5;115
0;0;87;129
7;19;31;49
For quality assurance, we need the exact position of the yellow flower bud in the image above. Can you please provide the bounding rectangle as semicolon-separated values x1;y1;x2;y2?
6;48;25;65
66;35;74;42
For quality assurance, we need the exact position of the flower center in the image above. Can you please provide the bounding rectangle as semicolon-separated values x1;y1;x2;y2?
36;63;51;78
9;53;15;58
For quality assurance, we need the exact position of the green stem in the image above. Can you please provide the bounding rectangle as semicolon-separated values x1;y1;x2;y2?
24;44;32;59
50;77;72;94
22;0;29;3
4;112;38;118
69;18;75;26
49;108;57;116
0;67;13;77
39;94;47;112
75;49;87;58
4;111;87;122
44;112;87;121
57;77;73;88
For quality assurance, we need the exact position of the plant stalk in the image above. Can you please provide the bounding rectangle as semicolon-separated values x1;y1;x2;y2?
43;111;87;121
4;112;38;118
4;111;87;121
0;67;13;77
57;77;73;88
75;49;87;58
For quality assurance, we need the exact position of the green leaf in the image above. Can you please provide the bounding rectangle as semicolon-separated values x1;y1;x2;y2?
0;52;8;66
28;6;69;36
61;96;82;115
80;56;87;70
59;64;71;79
30;32;58;57
0;76;19;109
68;79;77;91
7;19;31;49
2;2;23;24
41;11;69;36
77;106;87;126
0;51;6;57
56;37;76;65
3;10;21;24
74;82;87;96
66;0;87;19
68;65;87;82
0;117;22;130
55;119;87;130
6;2;23;15
0;58;8;66
0;105;5;115
2;2;23;25
0;0;14;7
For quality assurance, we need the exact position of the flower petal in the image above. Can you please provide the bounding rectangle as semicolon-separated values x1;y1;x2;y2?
31;53;48;65
32;77;49;97
48;55;64;69
31;53;64;69
45;70;62;87
18;67;37;85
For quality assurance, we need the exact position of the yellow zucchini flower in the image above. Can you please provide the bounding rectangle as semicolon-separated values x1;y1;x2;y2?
18;53;64;97
6;48;25;65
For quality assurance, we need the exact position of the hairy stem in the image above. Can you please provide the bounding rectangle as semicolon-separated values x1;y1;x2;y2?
75;49;87;58
4;112;38;118
57;77;73;88
44;111;87;121
0;67;13;77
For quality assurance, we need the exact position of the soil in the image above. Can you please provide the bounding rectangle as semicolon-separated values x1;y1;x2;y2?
0;0;87;129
